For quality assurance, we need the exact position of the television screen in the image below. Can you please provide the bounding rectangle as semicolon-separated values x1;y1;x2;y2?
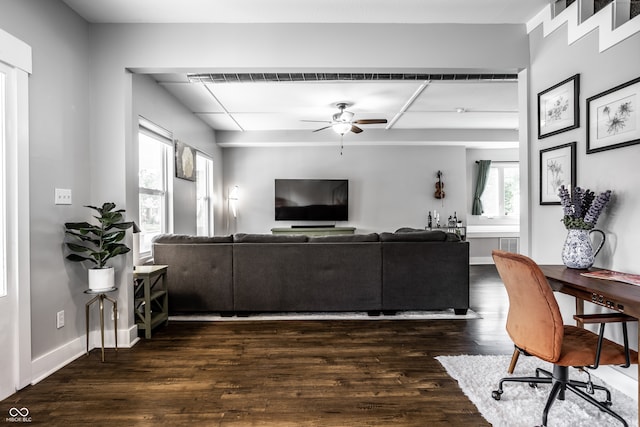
275;179;349;221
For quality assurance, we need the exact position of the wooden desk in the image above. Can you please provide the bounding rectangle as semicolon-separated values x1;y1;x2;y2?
539;265;640;421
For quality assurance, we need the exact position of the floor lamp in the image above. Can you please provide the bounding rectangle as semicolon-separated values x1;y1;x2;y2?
226;185;239;234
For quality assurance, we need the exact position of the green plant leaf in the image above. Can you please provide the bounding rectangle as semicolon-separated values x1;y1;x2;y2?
65;230;101;245
64;202;132;269
66;253;98;265
66;242;92;252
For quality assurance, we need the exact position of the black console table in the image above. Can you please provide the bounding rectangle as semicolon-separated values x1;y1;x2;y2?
271;227;356;236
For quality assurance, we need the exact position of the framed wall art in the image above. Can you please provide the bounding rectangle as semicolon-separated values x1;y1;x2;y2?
538;74;580;139
540;141;576;205
586;76;640;154
175;140;196;181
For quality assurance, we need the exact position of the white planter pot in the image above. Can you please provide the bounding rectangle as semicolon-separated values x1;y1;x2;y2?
88;267;115;291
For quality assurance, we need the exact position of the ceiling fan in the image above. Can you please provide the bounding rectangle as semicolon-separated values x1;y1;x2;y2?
303;103;388;135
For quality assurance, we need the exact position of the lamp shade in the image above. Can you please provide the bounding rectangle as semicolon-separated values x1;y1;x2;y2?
332;122;352;135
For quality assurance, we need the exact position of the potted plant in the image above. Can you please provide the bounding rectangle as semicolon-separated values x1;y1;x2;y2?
65;202;134;291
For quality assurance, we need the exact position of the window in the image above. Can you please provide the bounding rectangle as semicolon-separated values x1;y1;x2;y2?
481;162;520;220
196;153;214;236
138;118;173;256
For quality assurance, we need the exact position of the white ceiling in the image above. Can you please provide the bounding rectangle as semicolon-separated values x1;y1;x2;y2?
61;0;548;24
155;73;519;132
62;1;546;148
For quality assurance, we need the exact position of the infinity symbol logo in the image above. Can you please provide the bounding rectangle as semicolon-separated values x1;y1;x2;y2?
9;407;29;417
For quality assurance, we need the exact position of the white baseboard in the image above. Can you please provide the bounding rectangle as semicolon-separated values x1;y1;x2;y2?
31;337;86;385
87;324;139;349
31;324;140;385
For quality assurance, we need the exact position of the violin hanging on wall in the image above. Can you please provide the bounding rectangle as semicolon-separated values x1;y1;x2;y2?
434;170;445;199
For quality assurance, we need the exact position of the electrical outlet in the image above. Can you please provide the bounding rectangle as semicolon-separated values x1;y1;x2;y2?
56;310;65;329
54;188;72;205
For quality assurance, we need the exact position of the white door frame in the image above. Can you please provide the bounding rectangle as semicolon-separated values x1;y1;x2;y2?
0;28;32;398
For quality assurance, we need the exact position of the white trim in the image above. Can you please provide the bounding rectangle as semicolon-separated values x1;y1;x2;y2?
0;29;32;73
32;326;139;385
87;324;139;351
0;28;31;396
14;68;31;390
527;1;640;53
30;338;86;385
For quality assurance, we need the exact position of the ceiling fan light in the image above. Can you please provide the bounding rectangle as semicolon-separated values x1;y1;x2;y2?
332;122;352;135
341;110;354;121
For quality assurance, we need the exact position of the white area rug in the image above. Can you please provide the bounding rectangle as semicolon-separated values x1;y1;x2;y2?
436;354;637;427
170;309;480;321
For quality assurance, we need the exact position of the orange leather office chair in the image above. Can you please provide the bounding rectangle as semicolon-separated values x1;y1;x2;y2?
491;250;637;427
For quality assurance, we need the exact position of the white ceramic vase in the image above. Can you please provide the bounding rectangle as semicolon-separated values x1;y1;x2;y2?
561;229;605;269
88;267;115;291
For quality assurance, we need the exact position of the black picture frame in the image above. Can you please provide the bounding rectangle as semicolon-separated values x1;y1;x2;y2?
540;141;576;205
538;74;580;139
175;141;196;181
586;76;640;154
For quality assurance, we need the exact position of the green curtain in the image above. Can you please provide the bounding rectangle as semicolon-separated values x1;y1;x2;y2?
472;160;492;215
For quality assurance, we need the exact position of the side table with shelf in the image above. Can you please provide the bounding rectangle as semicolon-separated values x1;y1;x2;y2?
133;265;169;338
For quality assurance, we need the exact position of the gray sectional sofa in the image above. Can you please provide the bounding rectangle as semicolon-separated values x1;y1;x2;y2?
151;229;469;315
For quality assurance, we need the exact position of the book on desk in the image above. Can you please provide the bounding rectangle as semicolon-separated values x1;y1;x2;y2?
580;269;640;287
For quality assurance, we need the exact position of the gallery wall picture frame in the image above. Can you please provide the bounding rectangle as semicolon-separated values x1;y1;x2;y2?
538;74;580;139
540;141;576;205
175;140;196;181
586;76;640;154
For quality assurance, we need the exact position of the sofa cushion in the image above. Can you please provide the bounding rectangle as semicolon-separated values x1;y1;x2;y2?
444;232;462;242
394;227;424;233
233;233;308;243
380;230;451;242
308;233;380;243
152;234;233;244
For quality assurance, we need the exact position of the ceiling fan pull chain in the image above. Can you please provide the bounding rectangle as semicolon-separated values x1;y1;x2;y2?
340;135;344;156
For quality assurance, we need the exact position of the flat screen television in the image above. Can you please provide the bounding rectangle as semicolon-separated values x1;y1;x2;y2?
275;179;349;221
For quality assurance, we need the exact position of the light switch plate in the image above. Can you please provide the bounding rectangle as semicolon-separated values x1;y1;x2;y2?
55;188;72;205
56;310;64;329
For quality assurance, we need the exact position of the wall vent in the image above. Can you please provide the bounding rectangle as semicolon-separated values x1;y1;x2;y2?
499;237;519;253
187;73;518;84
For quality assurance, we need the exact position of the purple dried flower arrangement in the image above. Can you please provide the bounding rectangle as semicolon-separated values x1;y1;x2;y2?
558;185;611;230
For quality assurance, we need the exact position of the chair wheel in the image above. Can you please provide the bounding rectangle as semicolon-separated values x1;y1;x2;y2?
492;390;502;401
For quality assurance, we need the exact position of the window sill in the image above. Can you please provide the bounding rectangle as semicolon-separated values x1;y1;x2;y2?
466;225;520;238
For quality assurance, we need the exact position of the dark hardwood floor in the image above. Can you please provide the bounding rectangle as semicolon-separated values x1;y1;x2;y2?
2;265;512;426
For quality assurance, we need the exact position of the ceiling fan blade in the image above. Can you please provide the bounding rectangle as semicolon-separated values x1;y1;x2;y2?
313;125;332;133
350;125;363;134
301;119;331;123
354;119;388;125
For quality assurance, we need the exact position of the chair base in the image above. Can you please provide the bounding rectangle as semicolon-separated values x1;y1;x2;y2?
492;364;628;427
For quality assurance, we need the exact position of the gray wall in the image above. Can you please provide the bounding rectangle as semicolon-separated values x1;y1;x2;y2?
528;21;640;379
0;0;91;360
223;145;467;234
132;74;222;236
